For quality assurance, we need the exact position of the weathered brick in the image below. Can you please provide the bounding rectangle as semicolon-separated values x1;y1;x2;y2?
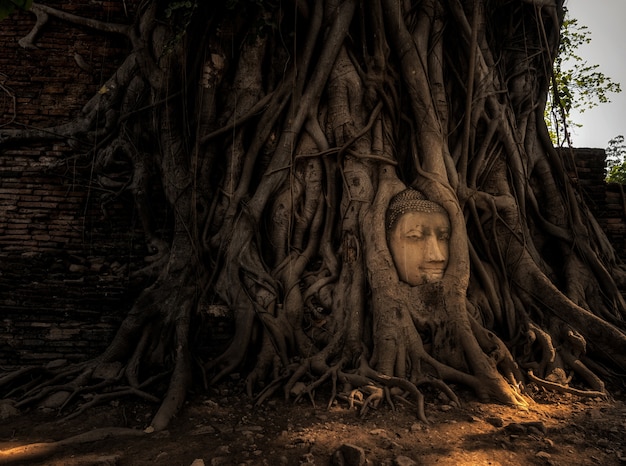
17;201;59;208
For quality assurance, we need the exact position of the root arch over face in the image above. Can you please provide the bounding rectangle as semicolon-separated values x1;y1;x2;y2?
1;0;626;434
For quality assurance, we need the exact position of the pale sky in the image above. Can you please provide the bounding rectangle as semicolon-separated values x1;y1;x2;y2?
564;0;626;148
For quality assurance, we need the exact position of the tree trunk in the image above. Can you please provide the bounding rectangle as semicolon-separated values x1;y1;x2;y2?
1;0;625;432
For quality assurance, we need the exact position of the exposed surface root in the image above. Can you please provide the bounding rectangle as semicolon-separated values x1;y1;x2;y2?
0;428;145;465
527;371;608;399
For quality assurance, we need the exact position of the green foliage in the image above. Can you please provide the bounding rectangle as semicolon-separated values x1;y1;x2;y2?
225;0;279;10
164;1;195;19
161;1;197;54
0;0;32;20
225;0;279;41
606;135;626;184
546;10;621;146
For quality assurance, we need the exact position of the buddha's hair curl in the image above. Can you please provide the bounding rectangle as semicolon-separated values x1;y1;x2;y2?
386;188;447;231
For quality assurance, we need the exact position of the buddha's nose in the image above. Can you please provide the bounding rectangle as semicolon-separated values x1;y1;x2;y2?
426;237;446;262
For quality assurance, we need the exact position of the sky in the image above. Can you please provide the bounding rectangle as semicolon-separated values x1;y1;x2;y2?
564;0;626;148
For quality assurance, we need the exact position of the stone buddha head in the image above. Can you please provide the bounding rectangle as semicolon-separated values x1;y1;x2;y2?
386;188;451;286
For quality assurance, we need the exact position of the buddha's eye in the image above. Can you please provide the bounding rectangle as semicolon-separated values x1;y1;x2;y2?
436;228;450;240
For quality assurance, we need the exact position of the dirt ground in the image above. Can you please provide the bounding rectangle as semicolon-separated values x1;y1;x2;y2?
0;380;625;466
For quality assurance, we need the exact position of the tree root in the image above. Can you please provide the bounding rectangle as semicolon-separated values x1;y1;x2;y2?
527;370;607;398
335;371;428;423
59;387;161;423
347;385;385;416
0;428;145;465
283;356;464;424
1;360;167;421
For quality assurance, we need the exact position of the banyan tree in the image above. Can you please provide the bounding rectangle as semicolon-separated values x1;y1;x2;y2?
1;0;626;433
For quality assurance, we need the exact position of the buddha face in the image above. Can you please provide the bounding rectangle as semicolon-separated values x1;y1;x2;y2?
388;210;450;286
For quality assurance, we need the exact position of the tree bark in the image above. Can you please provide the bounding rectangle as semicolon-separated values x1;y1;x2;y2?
1;0;625;433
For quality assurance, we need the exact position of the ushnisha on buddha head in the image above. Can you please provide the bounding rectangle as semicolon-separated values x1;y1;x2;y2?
386;188;451;286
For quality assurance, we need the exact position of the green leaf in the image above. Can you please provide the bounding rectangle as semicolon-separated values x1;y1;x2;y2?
546;7;622;145
0;2;16;20
12;0;33;9
0;0;32;20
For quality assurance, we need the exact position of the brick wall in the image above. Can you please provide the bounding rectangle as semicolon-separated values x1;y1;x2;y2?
0;1;146;367
567;148;626;261
603;184;626;256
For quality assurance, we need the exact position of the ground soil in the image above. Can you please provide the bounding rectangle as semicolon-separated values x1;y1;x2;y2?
1;380;625;466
